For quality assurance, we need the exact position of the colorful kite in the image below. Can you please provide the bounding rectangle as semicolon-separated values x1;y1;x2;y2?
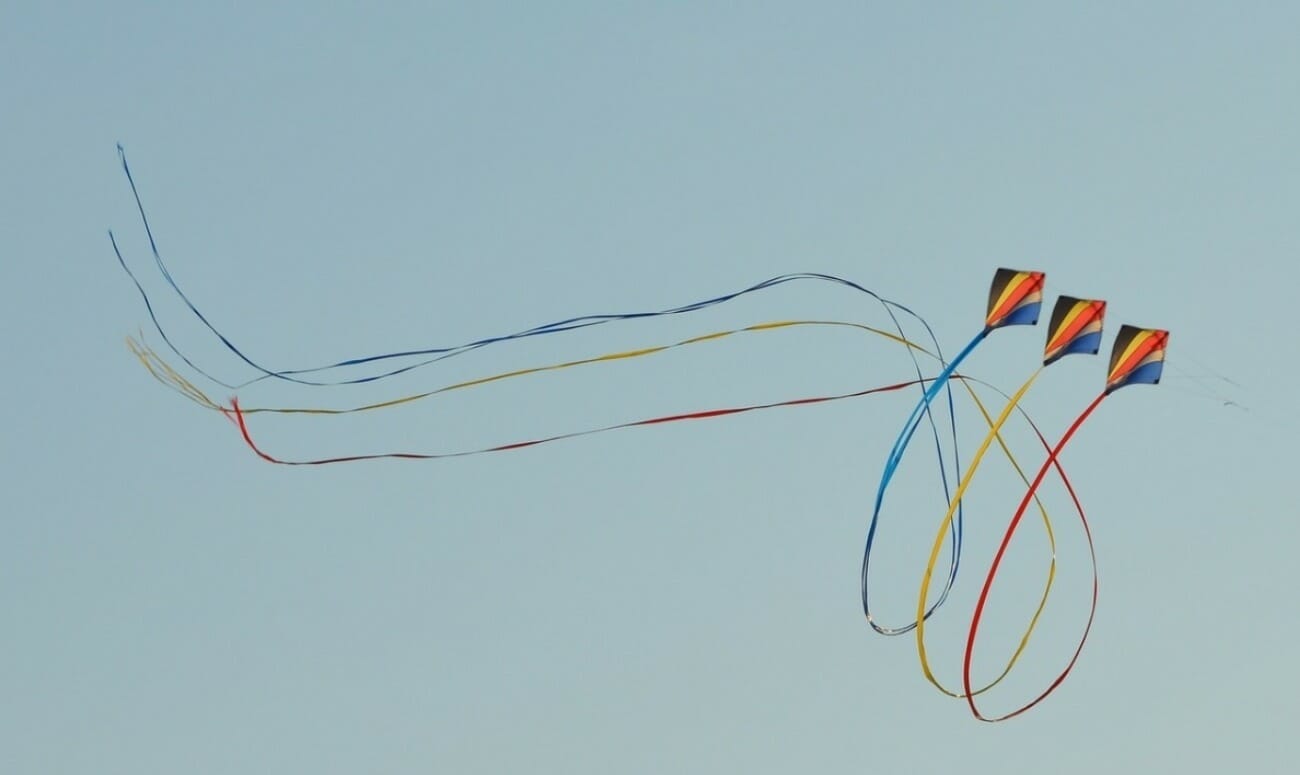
109;147;1171;722
862;268;1045;636
914;295;1105;700
961;325;1168;721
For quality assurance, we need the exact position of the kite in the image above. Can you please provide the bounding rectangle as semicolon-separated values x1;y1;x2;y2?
960;324;1169;721
862;268;1045;636
914;295;1105;699
108;146;1173;722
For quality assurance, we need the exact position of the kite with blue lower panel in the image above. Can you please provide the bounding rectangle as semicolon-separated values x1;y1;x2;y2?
1106;325;1168;392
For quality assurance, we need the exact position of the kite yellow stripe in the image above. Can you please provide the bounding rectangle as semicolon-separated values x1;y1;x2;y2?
1045;299;1091;354
1108;330;1155;382
988;272;1031;322
915;367;1057;698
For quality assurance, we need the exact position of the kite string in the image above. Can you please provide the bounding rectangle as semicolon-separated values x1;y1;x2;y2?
1162;360;1248;410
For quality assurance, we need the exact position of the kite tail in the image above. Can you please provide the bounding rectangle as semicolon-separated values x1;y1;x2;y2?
962;390;1107;721
914;367;1053;698
113;149;941;389
861;327;989;635
227;379;925;466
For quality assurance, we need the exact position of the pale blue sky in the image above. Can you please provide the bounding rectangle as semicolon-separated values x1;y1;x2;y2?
3;3;1296;773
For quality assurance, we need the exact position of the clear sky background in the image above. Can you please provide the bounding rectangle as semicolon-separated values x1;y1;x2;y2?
3;3;1296;773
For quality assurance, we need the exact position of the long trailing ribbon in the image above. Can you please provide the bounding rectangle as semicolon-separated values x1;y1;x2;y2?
925;295;1107;707
112;147;972;620
912;368;1082;700
112;145;944;391
226;379;924;465
133;308;1079;704
114;148;1115;713
112;147;975;619
128;320;923;417
910;366;1094;701
219;355;1073;710
223;373;1059;475
862;328;989;636
962;391;1106;721
864;268;1047;637
112;145;991;647
131;323;940;464
108;146;1166;721
916;370;1046;696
